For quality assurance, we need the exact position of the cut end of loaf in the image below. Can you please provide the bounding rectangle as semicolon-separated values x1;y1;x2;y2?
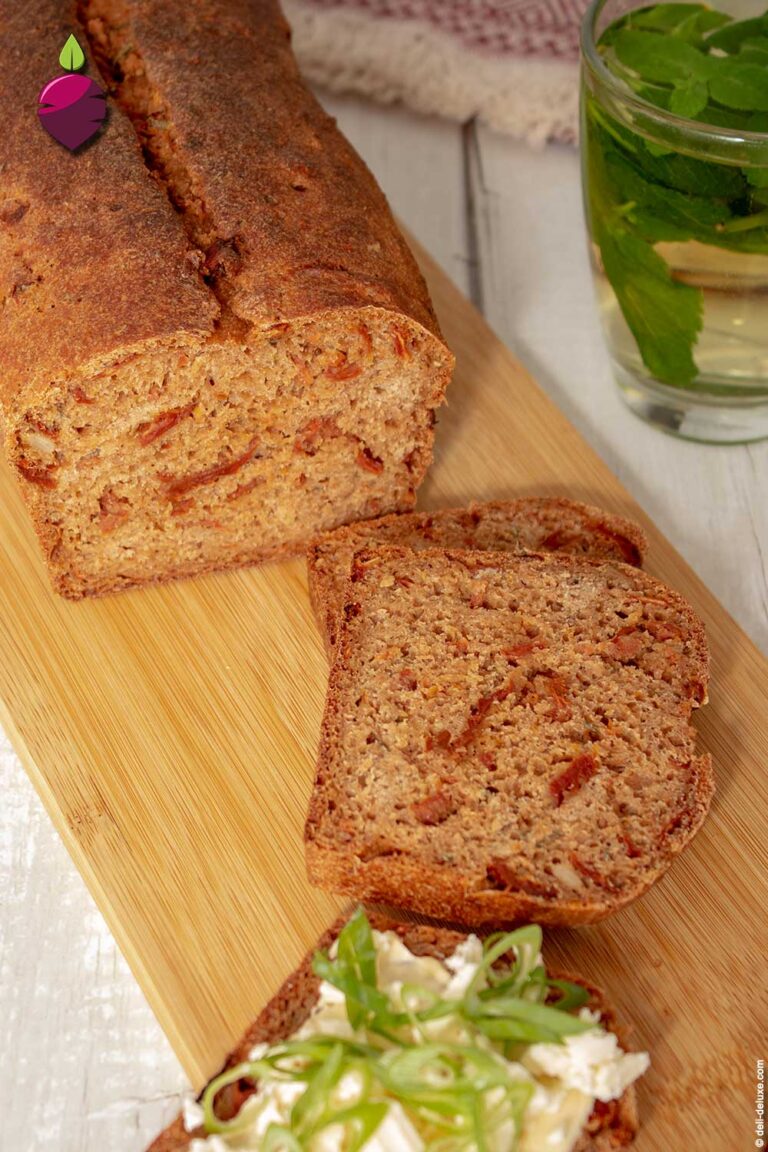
305;547;713;927
8;310;451;597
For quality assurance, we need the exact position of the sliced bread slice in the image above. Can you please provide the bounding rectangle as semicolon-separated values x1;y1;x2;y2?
307;498;647;653
146;912;642;1151
305;547;712;926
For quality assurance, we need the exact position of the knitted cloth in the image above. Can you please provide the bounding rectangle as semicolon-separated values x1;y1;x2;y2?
284;0;590;145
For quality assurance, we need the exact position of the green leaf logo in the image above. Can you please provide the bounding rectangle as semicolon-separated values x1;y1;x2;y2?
59;34;86;73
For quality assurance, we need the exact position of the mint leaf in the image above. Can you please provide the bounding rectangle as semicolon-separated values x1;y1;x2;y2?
636;85;673;113
643;138;675;157
630;3;713;32
706;15;768;52
613;29;711;82
739;36;768;63
598;225;703;386
59;34;85;72
667;6;731;42
633;145;746;197
627;207;696;243
604;150;731;233
670;77;709;117
633;3;729;36
696;105;749;128
595;136;768;252
596;4;725;47
708;59;768;111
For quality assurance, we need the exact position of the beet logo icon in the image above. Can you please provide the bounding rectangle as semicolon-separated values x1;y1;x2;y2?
38;34;107;151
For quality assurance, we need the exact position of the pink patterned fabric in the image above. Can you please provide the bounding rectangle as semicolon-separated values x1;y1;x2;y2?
285;0;587;143
299;0;589;61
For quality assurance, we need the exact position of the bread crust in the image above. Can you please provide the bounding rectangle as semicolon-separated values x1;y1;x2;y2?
146;913;641;1151
0;2;216;411
307;498;649;655
305;547;713;926
81;0;443;334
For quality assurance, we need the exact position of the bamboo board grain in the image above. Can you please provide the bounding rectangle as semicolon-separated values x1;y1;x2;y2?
0;241;765;1152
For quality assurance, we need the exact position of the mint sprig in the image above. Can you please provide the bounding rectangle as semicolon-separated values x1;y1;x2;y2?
588;3;768;386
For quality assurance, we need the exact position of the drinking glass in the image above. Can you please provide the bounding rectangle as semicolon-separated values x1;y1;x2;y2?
581;0;768;442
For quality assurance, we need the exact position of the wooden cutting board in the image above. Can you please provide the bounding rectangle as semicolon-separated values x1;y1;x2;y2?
0;241;764;1152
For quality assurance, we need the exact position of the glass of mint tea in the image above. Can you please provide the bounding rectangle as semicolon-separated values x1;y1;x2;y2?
581;0;768;442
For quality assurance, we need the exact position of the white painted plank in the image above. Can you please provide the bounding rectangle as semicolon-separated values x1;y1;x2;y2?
0;733;186;1152
470;124;768;656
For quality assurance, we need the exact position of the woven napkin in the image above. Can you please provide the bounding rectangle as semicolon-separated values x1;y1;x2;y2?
284;0;590;145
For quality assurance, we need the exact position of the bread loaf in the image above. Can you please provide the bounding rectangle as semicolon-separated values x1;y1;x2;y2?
0;0;452;597
308;497;648;653
305;547;713;926
146;914;642;1151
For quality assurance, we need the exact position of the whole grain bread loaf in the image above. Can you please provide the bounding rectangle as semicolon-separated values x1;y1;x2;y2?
305;547;713;926
146;913;641;1151
0;0;452;598
308;498;648;653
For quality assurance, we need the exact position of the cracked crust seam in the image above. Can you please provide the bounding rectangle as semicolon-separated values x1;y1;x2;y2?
78;0;243;329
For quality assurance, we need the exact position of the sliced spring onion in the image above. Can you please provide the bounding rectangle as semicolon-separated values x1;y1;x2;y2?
291;1042;346;1138
548;978;592;1013
200;1060;271;1136
262;1125;303;1151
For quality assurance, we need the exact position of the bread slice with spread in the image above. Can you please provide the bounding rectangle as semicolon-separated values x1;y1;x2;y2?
147;909;648;1151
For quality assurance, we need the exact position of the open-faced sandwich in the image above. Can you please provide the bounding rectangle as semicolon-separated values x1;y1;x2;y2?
148;909;648;1151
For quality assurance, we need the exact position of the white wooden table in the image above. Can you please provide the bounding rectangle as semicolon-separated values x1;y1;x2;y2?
1;93;766;1152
